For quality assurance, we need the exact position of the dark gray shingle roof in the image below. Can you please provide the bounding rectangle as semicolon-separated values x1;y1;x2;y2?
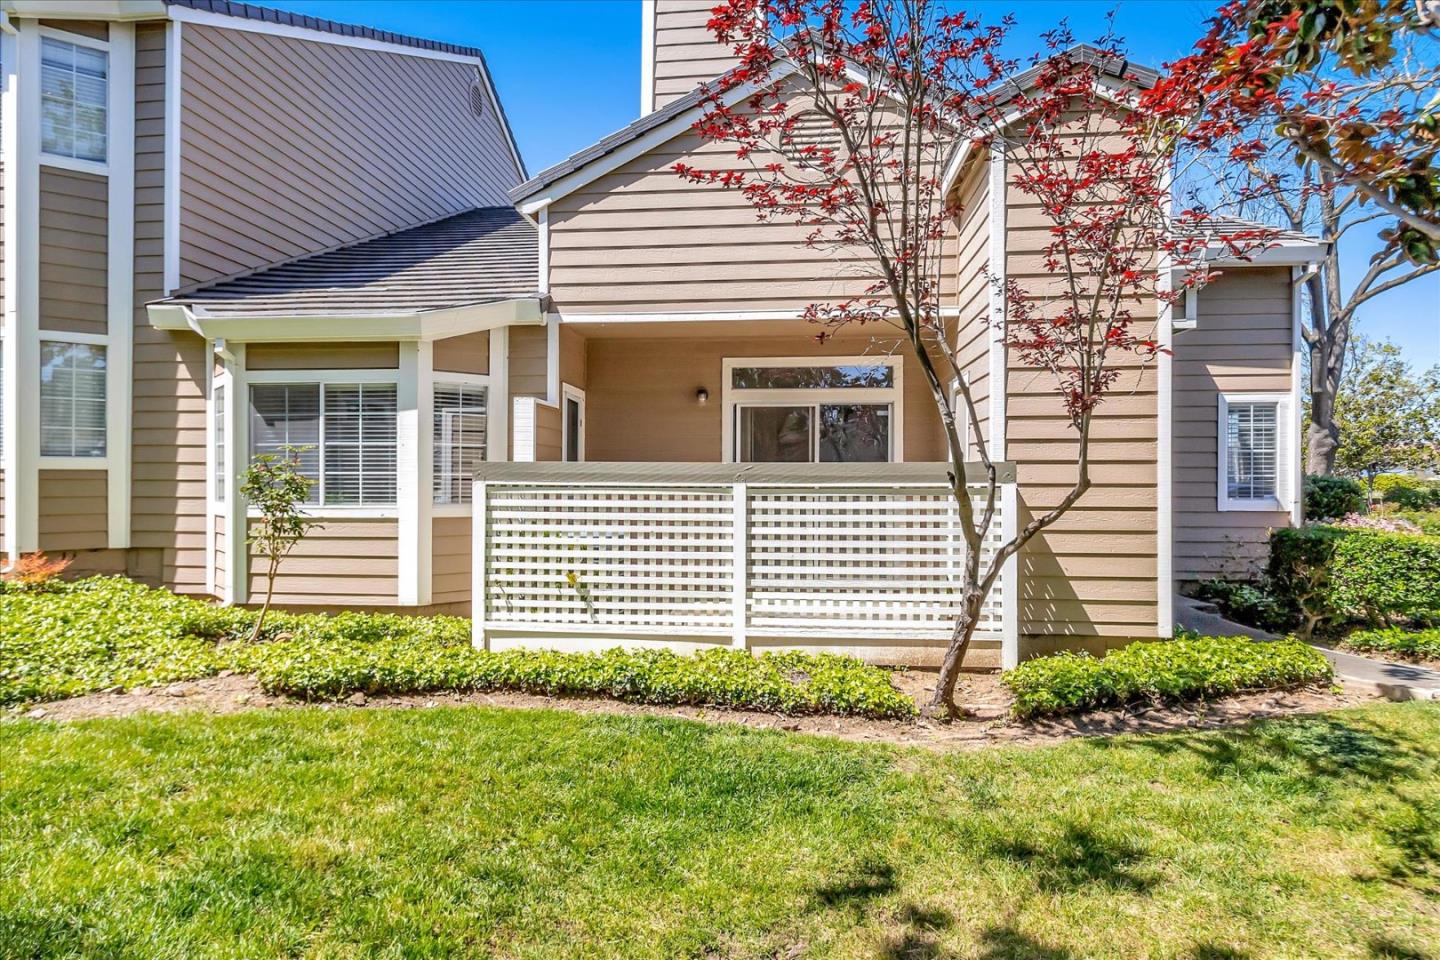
1173;214;1322;246
166;0;487;59
167;207;540;318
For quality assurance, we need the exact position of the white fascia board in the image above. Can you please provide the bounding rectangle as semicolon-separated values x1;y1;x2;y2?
639;0;655;116
163;4;485;64
552;306;966;324
1201;243;1329;266
517;64;799;214
147;299;546;342
1;1;167;19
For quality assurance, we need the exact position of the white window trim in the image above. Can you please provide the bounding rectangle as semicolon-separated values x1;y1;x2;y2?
561;382;586;463
720;355;905;464
244;371;402;518
1217;391;1294;513
431;371;494;516
36;26;111;174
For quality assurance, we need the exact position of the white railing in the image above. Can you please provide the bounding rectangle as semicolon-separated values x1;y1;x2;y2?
472;462;1018;665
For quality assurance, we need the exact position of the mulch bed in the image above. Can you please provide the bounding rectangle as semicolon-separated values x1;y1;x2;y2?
9;668;1380;752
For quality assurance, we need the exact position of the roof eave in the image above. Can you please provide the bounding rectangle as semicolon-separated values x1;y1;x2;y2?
147;297;546;343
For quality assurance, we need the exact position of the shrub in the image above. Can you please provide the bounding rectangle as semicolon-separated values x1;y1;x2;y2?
1265;524;1440;632
1002;636;1334;720
1327;528;1440;624
0;552;74;591
1339;627;1440;662
1194;579;1294;633
1374;474;1440;510
0;577;916;719
1304;475;1365;521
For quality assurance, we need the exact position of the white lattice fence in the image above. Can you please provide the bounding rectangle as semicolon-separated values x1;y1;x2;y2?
481;485;736;632
476;476;1014;654
746;487;1004;639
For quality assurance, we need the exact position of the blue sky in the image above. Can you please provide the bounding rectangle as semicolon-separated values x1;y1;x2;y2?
262;0;1438;368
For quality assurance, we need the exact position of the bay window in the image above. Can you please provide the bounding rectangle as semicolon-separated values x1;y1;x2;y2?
248;382;397;506
725;359;900;463
40;341;106;458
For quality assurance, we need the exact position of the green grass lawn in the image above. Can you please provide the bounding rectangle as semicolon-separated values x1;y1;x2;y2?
3;703;1437;960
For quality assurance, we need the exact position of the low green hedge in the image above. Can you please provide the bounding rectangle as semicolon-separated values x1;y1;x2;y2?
1339;627;1440;663
1;577;915;719
1303;474;1365;521
1001;636;1334;720
1267;524;1440;632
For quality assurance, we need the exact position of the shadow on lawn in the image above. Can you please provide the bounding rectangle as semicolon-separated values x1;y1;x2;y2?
980;824;1155;894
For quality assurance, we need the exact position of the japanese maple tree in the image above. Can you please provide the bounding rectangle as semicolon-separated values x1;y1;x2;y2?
679;0;1254;715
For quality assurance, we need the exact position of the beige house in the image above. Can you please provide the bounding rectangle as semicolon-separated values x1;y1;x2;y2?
0;0;1323;666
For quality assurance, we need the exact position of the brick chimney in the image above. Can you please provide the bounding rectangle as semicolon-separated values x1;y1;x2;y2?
640;0;744;114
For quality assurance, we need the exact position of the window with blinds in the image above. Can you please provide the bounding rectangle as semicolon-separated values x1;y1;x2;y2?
41;37;108;163
39;341;106;458
214;383;226;502
248;383;398;506
433;383;487;504
1225;401;1279;500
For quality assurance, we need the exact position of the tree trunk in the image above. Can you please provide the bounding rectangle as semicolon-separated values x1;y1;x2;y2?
924;588;983;719
1305;329;1343;476
248;556;279;643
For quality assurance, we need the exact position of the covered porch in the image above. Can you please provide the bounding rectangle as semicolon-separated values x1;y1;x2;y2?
471;461;1018;668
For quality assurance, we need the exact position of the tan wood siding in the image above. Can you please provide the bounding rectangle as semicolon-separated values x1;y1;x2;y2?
1174;267;1294;580
246;342;400;371
131;24;210;593
585;332;944;462
432;515;471;608
248;519;399;605
39;20;108;41
560;324;586;389
950;157;991;450
1005;180;1161;642
546;95;957;314
651;0;738;111
509;325;548;397
38;470;107;551
38;167;107;335
178;23;521;288
434;331;489;375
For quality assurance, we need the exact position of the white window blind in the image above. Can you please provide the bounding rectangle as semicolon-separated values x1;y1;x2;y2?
40;341;106;457
433;383;487;504
1226;401;1279;500
247;383;398;507
41;37;108;163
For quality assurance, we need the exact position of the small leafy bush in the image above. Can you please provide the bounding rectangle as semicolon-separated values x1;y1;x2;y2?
1266;524;1440;633
1340;627;1440;663
1374;474;1440;510
252;642;917;718
1194;579;1293;633
1;577;916;718
1002;636;1333;720
1304;474;1365;521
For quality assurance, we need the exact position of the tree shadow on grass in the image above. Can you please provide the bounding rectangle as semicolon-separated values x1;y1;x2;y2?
981;823;1157;894
1369;937;1433;960
975;926;1074;960
1094;713;1435;790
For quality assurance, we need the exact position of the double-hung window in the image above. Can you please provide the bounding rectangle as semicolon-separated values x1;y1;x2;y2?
433;381;488;504
725;359;901;463
248;382;398;507
1218;392;1293;511
40;341;107;458
41;36;108;164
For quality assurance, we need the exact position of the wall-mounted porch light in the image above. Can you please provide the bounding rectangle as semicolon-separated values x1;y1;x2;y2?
696;387;710;406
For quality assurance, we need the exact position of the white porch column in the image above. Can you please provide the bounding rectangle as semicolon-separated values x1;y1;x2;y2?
731;482;748;650
397;340;432;606
106;22;135;550
222;343;248;604
487;326;509;462
2;22;40;558
1000;479;1020;669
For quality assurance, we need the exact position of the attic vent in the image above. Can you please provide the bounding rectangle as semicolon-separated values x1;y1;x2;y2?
780;110;842;169
468;76;486;119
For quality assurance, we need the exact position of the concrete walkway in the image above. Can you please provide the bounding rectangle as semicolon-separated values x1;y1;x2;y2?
1174;594;1440;702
